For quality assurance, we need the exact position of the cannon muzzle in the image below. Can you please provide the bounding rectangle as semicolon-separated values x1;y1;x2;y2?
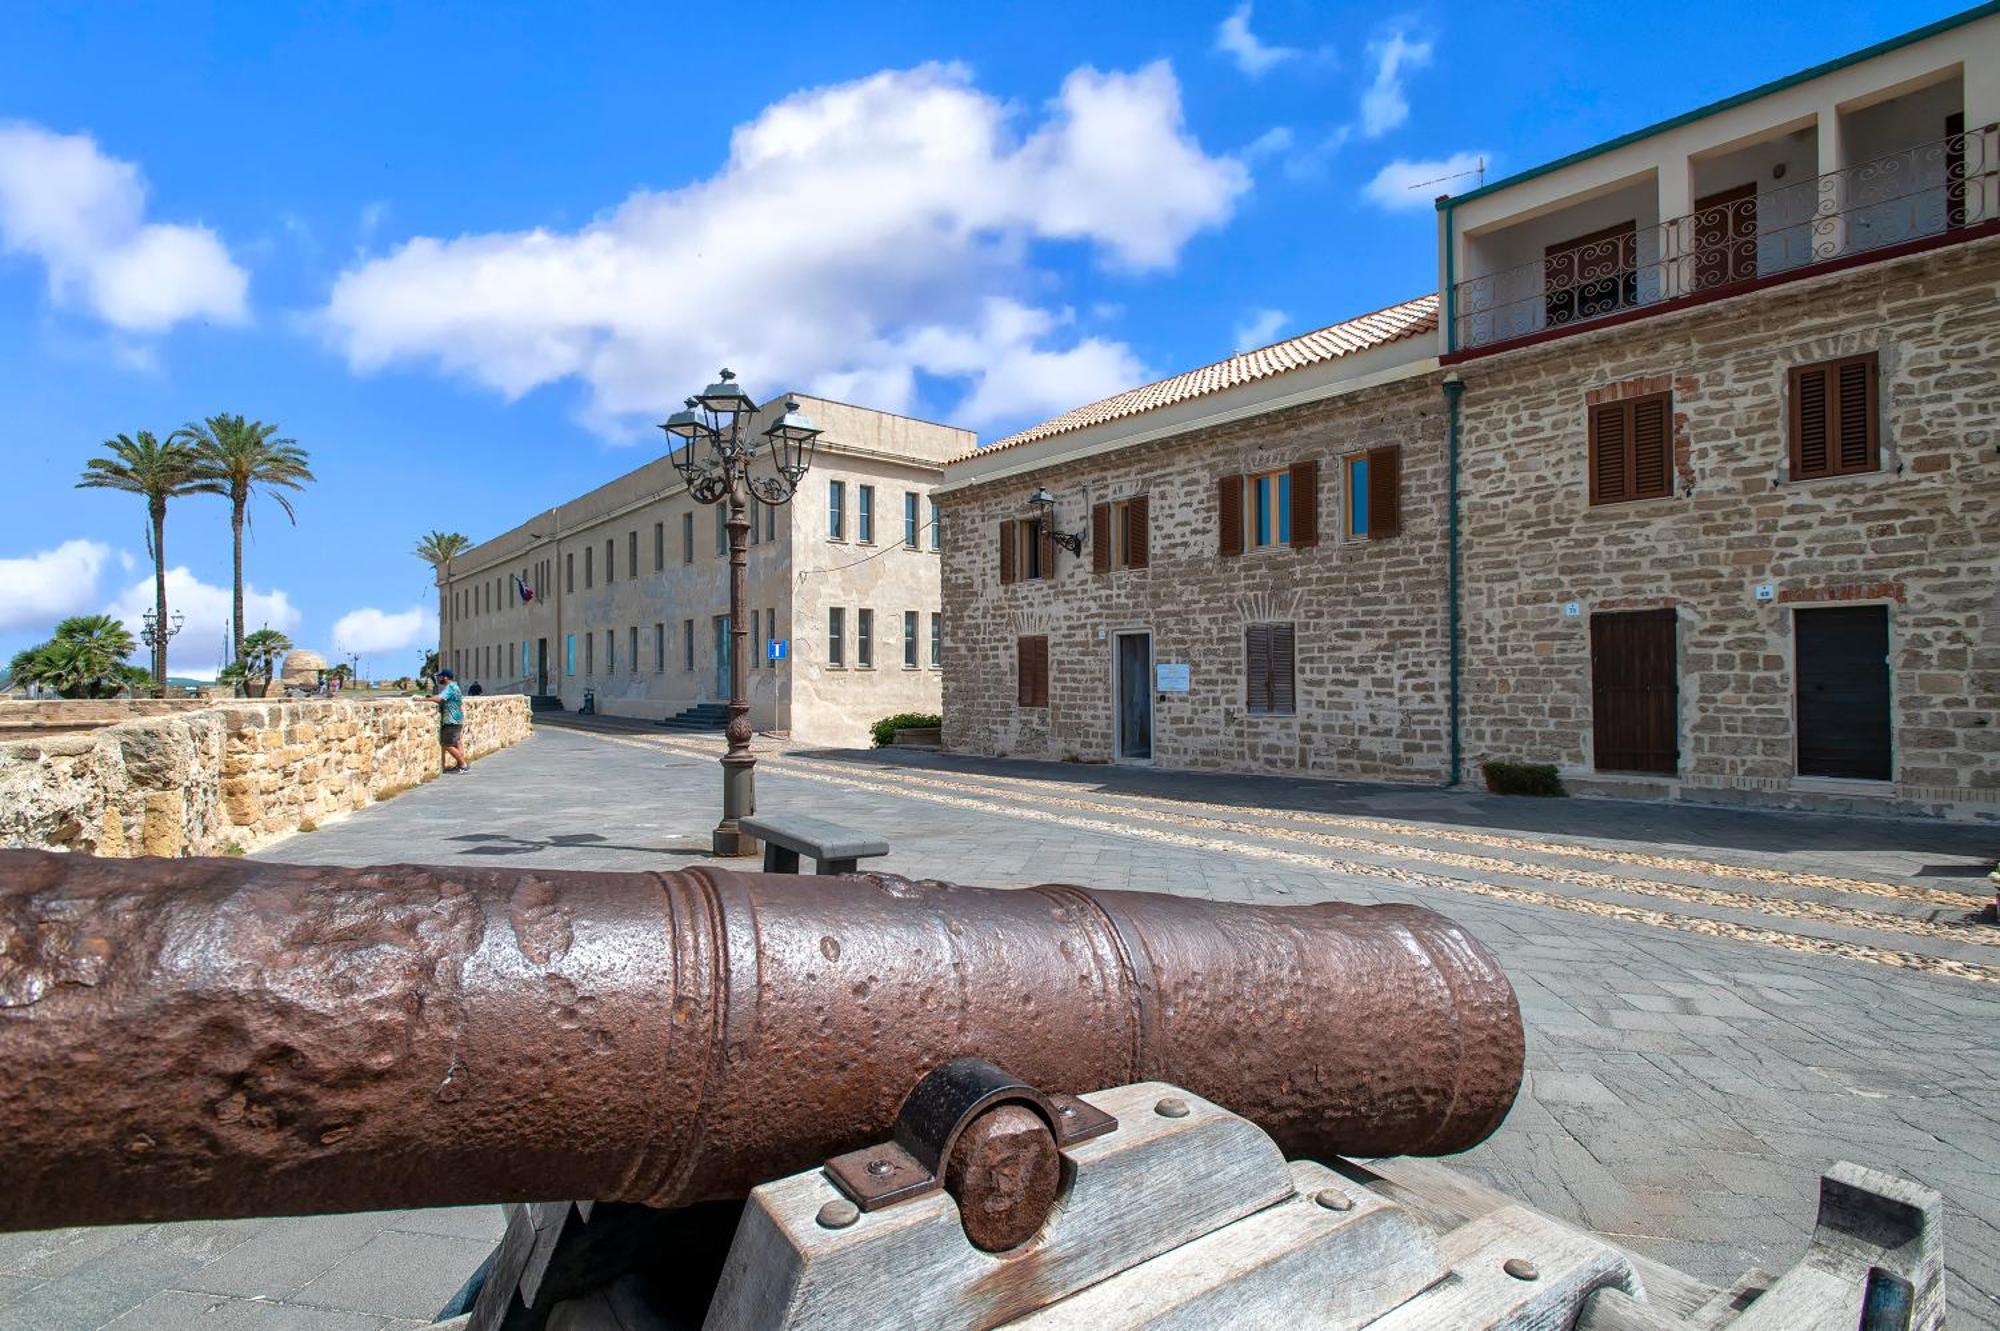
0;850;1522;1231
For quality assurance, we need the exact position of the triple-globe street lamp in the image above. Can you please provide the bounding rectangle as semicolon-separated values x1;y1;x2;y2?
661;370;823;856
139;609;184;695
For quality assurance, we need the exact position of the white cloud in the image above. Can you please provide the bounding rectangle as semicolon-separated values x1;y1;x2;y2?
332;605;436;656
319;61;1245;437
1233;308;1288;352
1363;152;1490;210
0;540;112;632
1359;33;1433;139
0;122;249;333
1215;4;1303;77
106;568;298;676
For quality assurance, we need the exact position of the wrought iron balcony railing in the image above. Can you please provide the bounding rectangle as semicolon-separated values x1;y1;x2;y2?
1450;125;1997;353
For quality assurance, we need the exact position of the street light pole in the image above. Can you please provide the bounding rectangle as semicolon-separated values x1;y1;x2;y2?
662;371;822;857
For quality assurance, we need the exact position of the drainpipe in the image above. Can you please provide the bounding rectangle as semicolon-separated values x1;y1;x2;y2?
1442;372;1465;788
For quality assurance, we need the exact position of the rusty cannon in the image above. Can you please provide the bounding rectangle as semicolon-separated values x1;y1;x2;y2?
0;848;1947;1329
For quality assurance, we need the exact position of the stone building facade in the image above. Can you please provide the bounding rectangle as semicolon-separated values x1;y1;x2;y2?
939;300;1451;779
1455;236;2000;818
440;397;967;747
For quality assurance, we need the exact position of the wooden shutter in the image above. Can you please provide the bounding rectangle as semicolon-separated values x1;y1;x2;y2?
1366;446;1401;539
1589;393;1672;504
1092;503;1111;573
1269;623;1296;714
1289;460;1319;548
1218;475;1244;557
1790;354;1877;479
1244;625;1271;714
1017;635;1048;708
999;522;1016;585
1128;495;1150;569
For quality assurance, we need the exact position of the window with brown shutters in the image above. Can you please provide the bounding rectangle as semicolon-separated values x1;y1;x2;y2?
1221;468;1316;554
1125;494;1149;568
1218;474;1244;556
1344;447;1402;539
1288;461;1318;548
1789;353;1879;480
1588;392;1673;505
1093;497;1151;572
1244;623;1296;716
999;521;1016;585
1001;518;1053;582
1092;503;1112;573
1016;635;1049;708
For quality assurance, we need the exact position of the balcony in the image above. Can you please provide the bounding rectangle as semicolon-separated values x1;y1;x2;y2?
1449;124;1997;355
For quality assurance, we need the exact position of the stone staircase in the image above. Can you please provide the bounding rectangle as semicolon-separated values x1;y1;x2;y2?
529;694;565;713
658;702;729;733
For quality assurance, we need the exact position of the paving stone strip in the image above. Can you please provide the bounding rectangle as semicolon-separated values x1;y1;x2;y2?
598;731;2000;984
802;758;1990;909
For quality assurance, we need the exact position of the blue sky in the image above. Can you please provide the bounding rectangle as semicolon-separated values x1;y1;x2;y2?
0;0;1963;678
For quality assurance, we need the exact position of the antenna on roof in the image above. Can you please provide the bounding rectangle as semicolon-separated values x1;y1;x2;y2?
1407;156;1487;192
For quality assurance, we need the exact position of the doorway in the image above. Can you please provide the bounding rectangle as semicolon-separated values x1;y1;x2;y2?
1115;632;1153;762
713;615;732;699
1795;605;1891;780
536;638;548;695
1590;610;1679;774
1693;182;1757;290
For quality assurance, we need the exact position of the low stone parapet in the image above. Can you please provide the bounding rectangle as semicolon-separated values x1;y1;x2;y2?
0;695;531;857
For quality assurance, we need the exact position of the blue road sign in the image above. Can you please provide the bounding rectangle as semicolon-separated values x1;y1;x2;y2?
768;639;788;661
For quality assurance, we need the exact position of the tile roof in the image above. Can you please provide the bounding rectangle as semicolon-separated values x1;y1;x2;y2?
963;294;1438;461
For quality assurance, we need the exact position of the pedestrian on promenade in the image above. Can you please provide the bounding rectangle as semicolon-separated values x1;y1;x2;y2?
421;668;469;774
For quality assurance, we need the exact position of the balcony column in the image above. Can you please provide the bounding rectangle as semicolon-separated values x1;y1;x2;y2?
1658;162;1694;299
1967;61;2000;226
1816;106;1847;261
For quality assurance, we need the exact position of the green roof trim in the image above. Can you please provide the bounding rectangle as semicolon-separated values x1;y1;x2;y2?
1438;1;1999;210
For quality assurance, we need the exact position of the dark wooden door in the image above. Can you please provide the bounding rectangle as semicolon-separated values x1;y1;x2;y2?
1591;610;1678;774
1795;606;1891;780
1693;182;1757;290
1117;633;1152;761
536;639;548;694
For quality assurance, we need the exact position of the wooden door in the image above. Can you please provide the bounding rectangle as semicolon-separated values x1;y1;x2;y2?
1795;606;1891;780
1116;633;1153;761
1545;221;1638;327
1692;182;1757;290
536;639;548;694
1591;610;1678;774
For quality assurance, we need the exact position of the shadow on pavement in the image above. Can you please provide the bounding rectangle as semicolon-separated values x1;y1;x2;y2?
447;831;709;857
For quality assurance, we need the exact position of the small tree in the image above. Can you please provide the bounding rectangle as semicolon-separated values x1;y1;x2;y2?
240;627;293;697
7;616;143;698
419;649;441;690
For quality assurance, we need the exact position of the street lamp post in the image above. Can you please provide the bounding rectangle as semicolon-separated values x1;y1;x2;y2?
139;609;185;696
661;370;822;857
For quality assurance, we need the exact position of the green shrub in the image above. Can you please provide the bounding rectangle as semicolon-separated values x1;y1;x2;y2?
221;841;247;857
869;712;943;748
1481;761;1566;797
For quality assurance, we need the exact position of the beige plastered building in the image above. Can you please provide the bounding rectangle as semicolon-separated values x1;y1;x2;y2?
438;396;970;747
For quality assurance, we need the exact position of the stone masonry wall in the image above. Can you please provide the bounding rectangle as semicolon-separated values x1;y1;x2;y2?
1458;235;2000;818
941;375;1451;781
0;696;532;857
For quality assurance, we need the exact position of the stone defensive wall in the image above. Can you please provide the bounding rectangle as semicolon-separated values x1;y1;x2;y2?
0;696;532;857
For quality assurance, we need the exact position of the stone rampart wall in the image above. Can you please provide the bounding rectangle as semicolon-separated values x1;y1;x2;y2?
0;696;531;857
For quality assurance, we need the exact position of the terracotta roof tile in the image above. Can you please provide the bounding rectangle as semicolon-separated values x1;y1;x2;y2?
962;294;1437;461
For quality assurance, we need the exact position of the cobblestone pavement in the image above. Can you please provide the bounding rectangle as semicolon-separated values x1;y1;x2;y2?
6;721;1996;1328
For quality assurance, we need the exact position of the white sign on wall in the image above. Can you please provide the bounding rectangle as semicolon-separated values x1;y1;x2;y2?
1155;663;1191;693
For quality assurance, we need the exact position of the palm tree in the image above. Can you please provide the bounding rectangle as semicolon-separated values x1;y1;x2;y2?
177;415;315;666
76;432;204;692
414;531;471;674
240;627;293;698
8;615;143;698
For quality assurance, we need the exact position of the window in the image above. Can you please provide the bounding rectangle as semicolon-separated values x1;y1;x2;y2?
522;640;530;676
750;506;760;546
1245;623;1297;716
998;518;1052;584
1546;221;1638;327
585;632;595;675
1344;447;1402;539
654;623;665;673
682;512;695;563
828;608;845;666
605;538;615;582
764;503;776;543
628;531;638;579
1091;496;1150;571
857;609;874;667
584;546;594;588
829;480;846;539
903;610;918;667
904;492;920;547
715;504;726;556
567;552;575;592
751;610;760;668
858;485;875;543
629;626;639;673
929;499;941;550
1016;635;1049;708
1789;354;1879;480
565;634;576;675
604;629;615;674
930;613;941;667
653;523;663;571
1218;464;1317;555
1588;393;1673;505
684;619;694;671
767;607;776;665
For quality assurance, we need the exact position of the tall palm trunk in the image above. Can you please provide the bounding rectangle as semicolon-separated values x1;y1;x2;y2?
230;486;247;664
151;498;168;693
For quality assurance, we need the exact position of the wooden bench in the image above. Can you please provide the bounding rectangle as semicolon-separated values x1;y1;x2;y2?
739;815;889;876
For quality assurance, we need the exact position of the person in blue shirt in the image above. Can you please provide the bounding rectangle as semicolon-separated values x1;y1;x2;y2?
421;668;469;774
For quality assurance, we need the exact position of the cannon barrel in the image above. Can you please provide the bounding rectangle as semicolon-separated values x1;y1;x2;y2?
0;849;1522;1231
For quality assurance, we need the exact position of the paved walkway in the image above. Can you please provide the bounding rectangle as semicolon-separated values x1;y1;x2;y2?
4;722;1996;1328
